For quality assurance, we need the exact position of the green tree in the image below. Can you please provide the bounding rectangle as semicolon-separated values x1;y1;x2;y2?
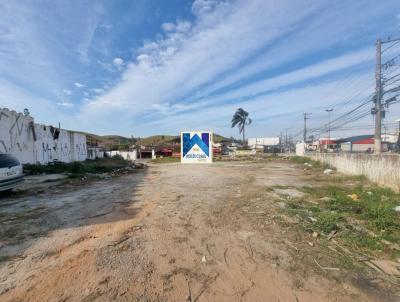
231;108;252;145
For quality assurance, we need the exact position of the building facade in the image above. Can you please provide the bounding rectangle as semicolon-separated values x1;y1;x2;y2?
0;108;87;164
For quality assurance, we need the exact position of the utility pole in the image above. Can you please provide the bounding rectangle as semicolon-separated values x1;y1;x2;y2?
374;39;383;154
325;108;333;151
396;119;400;151
303;112;311;143
285;128;288;153
373;36;400;154
325;108;333;141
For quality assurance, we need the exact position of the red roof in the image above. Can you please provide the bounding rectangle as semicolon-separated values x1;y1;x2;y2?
319;139;336;145
353;138;374;144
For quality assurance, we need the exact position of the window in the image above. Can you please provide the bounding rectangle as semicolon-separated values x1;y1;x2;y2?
0;154;20;168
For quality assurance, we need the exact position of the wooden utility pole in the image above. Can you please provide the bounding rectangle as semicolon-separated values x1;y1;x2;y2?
374;39;383;154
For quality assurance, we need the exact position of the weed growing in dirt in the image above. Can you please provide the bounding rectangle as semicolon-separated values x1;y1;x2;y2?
288;156;332;170
280;181;400;257
345;233;384;251
23;156;130;175
313;212;343;233
151;157;180;164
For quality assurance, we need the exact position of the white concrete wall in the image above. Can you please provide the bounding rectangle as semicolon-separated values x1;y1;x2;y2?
87;147;104;160
0;108;87;164
296;143;306;156
248;137;280;148
309;153;400;192
106;150;137;161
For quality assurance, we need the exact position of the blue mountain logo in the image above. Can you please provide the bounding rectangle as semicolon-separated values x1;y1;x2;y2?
182;133;210;157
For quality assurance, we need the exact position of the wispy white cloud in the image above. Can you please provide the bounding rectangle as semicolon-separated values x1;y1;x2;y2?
84;0;320;113
113;57;124;66
137;72;376;137
0;78;71;124
63;89;72;96
0;0;107;127
162;22;176;32
187;46;375;108
75;3;104;62
112;57;125;71
56;101;74;107
78;0;399;137
1;0;399;137
74;82;85;88
91;88;105;94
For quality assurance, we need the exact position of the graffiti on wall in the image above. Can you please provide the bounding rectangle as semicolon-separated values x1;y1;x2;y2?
0;108;87;164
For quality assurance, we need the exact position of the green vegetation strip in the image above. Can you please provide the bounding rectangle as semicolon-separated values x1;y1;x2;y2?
285;183;400;259
288;155;332;170
151;157;180;164
23;156;130;175
272;156;400;259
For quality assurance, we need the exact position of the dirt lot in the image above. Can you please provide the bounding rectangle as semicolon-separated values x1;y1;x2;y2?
0;159;399;301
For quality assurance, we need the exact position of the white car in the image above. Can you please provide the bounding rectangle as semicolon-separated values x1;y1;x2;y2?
0;154;24;192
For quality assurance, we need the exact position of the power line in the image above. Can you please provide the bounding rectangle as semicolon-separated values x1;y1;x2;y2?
310;38;400;143
382;39;400;53
309;94;373;134
293;34;400;141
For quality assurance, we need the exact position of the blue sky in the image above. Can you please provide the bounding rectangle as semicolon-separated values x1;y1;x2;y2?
1;0;400;139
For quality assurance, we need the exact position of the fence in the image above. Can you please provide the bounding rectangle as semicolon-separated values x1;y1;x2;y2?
308;153;400;192
105;150;138;161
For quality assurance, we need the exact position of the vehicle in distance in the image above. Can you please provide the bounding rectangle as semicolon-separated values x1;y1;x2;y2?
0;153;24;192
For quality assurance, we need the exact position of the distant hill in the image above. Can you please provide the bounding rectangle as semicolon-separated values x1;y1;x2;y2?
80;132;136;151
140;133;230;146
140;135;178;146
82;132;230;150
213;133;230;143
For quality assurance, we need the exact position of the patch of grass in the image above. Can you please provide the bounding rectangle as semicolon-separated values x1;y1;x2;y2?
23;156;130;175
287;201;303;210
298;186;315;195
285;179;400;257
151;157;180;164
330;174;367;182
312;212;342;233
363;202;398;231
275;185;292;189
289;156;311;165
288;156;332;170
344;233;384;251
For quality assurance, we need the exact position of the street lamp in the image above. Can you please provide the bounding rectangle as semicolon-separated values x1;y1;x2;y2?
325;108;333;150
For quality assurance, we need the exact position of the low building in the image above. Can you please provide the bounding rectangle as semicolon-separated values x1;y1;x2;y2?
105;150;137;161
339;135;388;153
248;137;280;151
0;108;87;164
314;138;339;152
87;147;104;160
156;148;173;157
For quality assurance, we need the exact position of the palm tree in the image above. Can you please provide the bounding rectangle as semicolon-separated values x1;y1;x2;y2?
231;108;252;145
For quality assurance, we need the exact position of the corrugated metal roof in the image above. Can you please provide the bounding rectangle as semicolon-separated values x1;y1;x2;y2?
337;135;374;144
